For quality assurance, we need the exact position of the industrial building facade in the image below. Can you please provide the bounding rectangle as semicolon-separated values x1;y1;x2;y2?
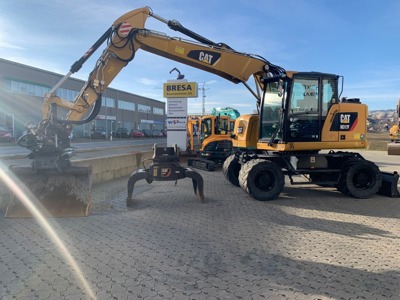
0;58;166;139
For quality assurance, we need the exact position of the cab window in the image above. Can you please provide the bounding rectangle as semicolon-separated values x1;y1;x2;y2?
201;118;212;140
290;78;319;113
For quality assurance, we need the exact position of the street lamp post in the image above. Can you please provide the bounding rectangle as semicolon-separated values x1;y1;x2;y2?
199;83;210;115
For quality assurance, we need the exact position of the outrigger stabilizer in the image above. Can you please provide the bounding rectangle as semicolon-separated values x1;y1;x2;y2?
127;144;205;206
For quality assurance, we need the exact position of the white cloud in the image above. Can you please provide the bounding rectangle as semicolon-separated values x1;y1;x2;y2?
0;19;24;50
137;78;161;86
0;40;24;50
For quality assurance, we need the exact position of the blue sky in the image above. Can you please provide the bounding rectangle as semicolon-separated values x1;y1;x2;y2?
1;0;399;114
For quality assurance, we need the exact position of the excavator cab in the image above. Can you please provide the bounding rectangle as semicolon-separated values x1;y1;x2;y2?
198;115;234;163
256;72;369;152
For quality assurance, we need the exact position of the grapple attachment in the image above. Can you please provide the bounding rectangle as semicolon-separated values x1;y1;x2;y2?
127;144;205;206
5;165;92;218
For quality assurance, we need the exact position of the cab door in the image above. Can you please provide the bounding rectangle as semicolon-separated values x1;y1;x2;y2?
286;76;322;142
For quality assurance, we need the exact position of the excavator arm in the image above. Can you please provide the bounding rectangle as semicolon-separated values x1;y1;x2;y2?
21;6;285;170
41;7;284;124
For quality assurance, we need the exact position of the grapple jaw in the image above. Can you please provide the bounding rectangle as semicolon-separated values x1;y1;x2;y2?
185;168;205;201
5;165;92;218
126;144;205;206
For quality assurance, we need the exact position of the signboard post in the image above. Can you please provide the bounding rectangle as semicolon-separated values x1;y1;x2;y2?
164;80;197;151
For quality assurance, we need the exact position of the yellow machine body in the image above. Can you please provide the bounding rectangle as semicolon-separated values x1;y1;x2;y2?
388;99;400;155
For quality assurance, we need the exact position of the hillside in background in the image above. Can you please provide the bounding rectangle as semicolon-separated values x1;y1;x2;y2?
368;109;397;132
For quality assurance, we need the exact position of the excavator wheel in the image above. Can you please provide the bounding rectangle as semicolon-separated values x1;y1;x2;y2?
239;159;284;201
5;165;92;218
337;159;382;199
222;154;241;187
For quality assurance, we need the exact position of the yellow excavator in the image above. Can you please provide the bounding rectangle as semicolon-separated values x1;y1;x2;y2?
186;113;236;170
7;6;398;217
388;99;400;155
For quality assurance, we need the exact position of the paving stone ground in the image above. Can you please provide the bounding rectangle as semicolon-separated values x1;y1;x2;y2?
1;167;400;300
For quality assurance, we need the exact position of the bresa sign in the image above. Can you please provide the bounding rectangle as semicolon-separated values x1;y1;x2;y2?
163;82;198;98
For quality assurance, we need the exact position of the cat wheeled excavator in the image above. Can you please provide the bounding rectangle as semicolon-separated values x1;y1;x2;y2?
6;6;398;217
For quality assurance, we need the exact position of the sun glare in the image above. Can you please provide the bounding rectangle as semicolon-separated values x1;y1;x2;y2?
0;162;97;299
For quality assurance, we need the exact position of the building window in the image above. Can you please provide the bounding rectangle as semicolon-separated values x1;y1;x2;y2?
153;107;164;115
27;83;36;95
56;88;79;101
118;100;135;111
138;104;151;113
103;97;115;108
3;78;50;97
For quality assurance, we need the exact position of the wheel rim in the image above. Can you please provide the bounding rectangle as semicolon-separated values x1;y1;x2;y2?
254;171;275;191
352;168;374;189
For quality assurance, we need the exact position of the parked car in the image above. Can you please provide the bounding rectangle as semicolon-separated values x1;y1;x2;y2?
130;129;145;138
112;127;130;138
91;126;106;139
0;125;13;142
141;129;153;137
151;130;164;137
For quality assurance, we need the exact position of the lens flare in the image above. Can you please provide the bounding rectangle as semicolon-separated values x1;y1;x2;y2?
0;162;96;299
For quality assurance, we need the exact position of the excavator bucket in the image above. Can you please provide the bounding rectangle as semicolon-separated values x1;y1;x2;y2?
387;142;400;155
5;165;92;218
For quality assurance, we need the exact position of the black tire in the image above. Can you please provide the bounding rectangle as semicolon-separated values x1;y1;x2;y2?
222;154;241;187
338;160;382;198
239;159;284;201
336;159;354;196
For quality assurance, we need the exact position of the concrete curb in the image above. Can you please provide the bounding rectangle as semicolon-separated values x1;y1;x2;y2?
72;150;153;184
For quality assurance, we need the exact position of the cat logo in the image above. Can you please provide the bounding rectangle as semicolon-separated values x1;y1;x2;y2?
340;114;351;124
187;50;221;65
161;168;171;177
330;112;358;132
199;52;213;64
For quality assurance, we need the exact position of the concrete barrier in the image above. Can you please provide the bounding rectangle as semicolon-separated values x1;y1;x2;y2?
72;151;153;184
0;151;153;210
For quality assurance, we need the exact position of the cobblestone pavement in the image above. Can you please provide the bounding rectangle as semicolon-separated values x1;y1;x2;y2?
1;167;400;300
